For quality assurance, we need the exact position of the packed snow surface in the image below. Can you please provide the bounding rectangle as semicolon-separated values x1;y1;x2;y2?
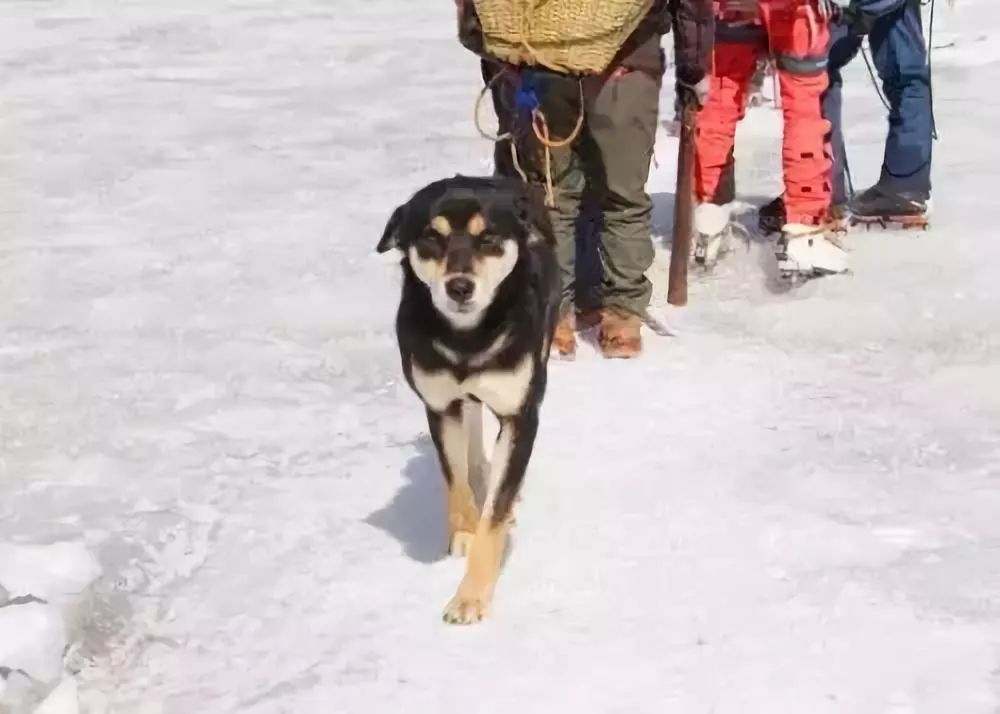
1;1;998;712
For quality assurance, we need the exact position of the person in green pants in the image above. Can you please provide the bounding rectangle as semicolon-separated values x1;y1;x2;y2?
468;1;714;359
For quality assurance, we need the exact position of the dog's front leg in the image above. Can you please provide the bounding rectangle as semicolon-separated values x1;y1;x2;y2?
463;398;487;503
426;405;481;557
443;403;538;625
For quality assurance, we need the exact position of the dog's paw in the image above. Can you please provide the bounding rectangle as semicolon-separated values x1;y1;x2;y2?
442;593;490;625
448;530;475;558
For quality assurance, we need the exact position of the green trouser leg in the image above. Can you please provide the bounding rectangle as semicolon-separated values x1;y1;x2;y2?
485;68;658;318
544;134;586;319
500;73;586;317
585;70;659;317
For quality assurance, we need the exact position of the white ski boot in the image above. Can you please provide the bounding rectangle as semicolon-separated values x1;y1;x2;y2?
775;223;850;280
693;202;732;268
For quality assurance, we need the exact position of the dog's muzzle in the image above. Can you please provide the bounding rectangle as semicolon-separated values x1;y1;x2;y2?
445;276;475;305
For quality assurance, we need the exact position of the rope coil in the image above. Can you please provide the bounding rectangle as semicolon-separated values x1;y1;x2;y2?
474;66;585;207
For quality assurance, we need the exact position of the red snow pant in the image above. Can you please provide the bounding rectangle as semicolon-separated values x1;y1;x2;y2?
696;3;832;225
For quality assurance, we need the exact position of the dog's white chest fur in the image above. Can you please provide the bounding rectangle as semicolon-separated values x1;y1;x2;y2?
411;356;534;416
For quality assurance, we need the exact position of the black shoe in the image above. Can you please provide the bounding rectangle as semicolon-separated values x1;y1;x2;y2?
849;185;929;219
757;196;786;234
759;196;851;234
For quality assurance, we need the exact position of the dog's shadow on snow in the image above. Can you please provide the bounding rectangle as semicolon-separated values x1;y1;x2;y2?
365;436;448;564
365;433;517;570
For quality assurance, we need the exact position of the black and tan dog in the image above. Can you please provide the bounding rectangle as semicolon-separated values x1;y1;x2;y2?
377;175;559;624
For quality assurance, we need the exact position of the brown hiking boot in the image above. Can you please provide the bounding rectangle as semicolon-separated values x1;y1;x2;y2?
551;313;576;360
598;308;642;359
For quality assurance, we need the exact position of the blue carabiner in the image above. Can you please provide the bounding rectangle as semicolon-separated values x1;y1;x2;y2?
514;70;542;116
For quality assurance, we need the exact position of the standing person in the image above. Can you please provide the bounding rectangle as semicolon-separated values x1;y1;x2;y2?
694;0;850;278
758;0;933;230
831;0;933;225
460;0;714;359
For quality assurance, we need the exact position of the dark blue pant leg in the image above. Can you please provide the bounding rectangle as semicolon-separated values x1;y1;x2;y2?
869;1;933;194
823;24;862;205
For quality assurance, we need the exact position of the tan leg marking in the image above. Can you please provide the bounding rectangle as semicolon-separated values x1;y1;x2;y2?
442;518;509;624
438;405;481;557
463;399;487;501
447;482;479;557
442;420;515;624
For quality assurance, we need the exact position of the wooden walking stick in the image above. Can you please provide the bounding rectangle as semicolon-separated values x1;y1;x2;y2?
667;100;698;307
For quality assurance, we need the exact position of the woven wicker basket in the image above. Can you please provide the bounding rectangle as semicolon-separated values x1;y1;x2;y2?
473;0;654;75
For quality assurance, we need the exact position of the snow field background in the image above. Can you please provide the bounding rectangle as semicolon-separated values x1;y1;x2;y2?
1;1;999;712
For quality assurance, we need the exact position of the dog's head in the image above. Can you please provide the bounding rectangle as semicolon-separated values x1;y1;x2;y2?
377;176;548;330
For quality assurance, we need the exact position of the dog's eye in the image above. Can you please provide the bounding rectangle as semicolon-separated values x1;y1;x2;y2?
415;233;445;259
478;234;506;255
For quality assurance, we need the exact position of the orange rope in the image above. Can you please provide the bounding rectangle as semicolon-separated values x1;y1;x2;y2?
472;1;586;208
530;81;585;149
474;69;511;143
473;70;529;183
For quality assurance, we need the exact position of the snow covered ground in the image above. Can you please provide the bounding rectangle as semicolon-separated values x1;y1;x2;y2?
2;1;999;712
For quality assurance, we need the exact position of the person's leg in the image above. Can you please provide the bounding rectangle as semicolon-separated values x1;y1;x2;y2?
573;184;603;316
505;70;587;316
691;36;761;266
759;23;860;232
694;41;761;207
491;69;587;355
586;67;661;321
758;19;859;234
763;2;832;226
823;23;863;207
871;0;933;196
712;22;770;204
764;2;848;276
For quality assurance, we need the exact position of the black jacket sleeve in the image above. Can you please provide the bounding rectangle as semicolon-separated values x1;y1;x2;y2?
670;0;715;86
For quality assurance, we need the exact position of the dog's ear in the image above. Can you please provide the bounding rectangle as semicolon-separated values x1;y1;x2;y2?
376;205;405;253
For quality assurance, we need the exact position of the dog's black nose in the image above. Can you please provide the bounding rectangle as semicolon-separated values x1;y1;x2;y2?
445;276;475;303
